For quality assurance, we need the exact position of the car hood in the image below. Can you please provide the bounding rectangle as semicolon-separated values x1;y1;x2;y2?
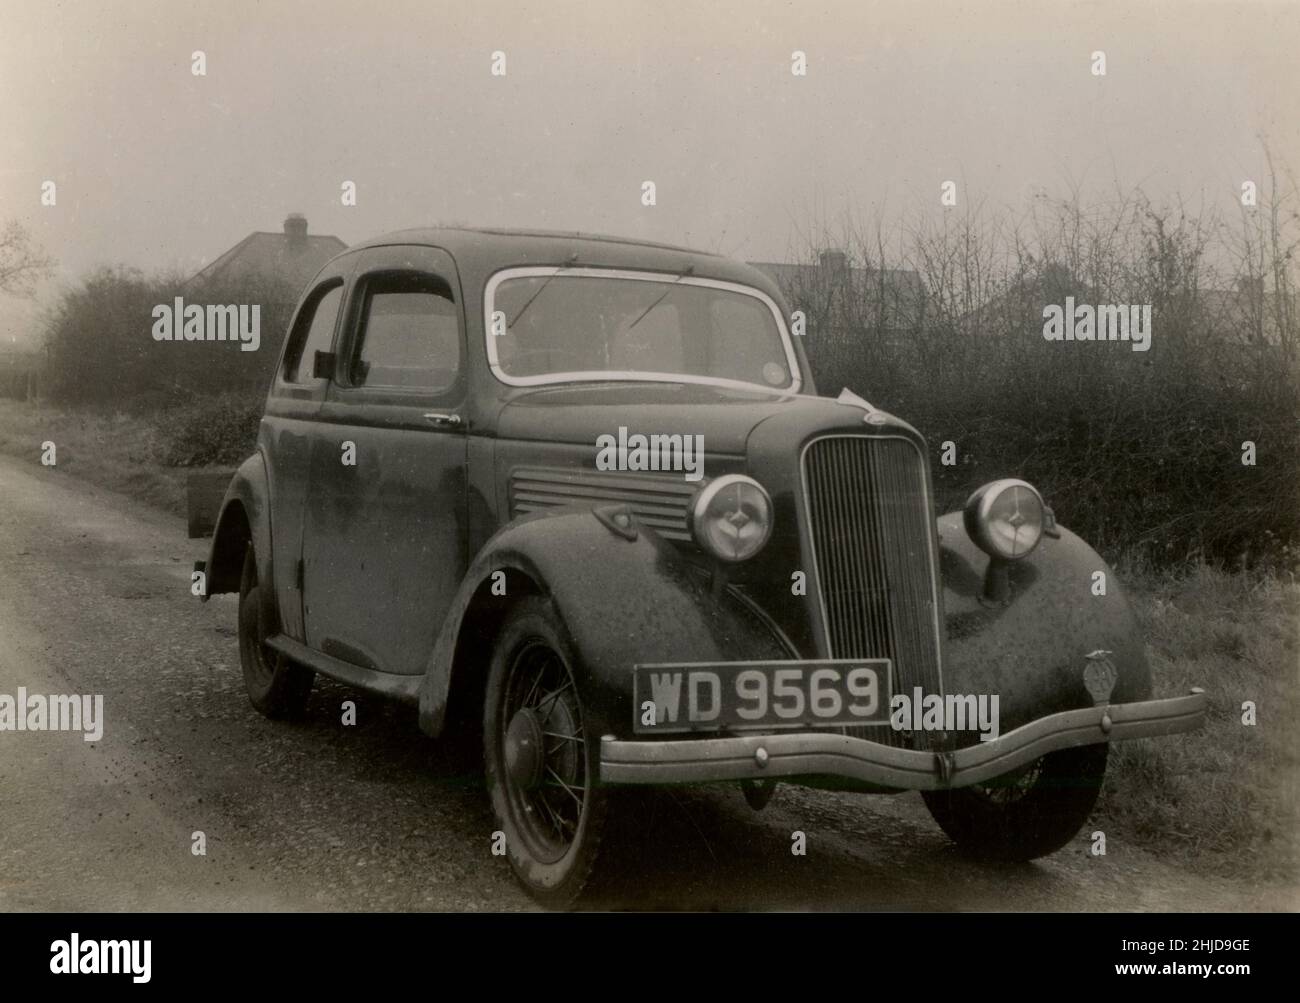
492;382;924;456
493;383;801;454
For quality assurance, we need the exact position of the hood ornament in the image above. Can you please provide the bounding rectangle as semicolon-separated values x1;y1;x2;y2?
837;388;889;424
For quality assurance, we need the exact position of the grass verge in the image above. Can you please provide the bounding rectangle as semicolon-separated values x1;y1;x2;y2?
1098;562;1298;885
0;398;189;511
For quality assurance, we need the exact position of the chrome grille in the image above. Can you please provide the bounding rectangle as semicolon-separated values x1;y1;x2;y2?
511;467;695;541
802;435;943;747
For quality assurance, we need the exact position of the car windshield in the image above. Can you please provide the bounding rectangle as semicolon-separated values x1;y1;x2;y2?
486;268;799;391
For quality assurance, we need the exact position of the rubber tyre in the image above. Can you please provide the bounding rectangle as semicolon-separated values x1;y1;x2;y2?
484;597;614;908
921;743;1108;861
237;546;314;719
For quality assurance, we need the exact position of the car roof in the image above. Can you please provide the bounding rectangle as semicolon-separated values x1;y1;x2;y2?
345;226;784;300
354;225;722;258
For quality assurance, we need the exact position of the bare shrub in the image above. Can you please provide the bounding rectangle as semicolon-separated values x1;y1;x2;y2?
783;178;1299;568
41;268;295;407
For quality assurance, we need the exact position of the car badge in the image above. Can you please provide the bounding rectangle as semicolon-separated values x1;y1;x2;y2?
1083;650;1118;706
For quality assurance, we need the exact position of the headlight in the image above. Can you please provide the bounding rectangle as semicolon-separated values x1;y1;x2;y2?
963;478;1045;560
690;474;773;563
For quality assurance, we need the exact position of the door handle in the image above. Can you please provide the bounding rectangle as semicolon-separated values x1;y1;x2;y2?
423;412;463;428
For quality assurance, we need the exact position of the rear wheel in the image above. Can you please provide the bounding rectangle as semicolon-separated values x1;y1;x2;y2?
237;546;314;719
921;743;1108;861
484;597;613;908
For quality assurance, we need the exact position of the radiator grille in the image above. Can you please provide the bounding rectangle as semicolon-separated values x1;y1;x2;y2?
802;435;943;747
510;467;695;541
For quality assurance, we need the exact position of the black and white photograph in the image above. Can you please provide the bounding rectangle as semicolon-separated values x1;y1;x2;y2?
0;0;1295;985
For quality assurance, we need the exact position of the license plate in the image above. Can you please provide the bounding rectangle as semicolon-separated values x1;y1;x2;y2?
632;659;893;734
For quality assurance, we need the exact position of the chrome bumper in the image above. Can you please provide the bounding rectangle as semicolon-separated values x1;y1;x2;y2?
600;690;1206;790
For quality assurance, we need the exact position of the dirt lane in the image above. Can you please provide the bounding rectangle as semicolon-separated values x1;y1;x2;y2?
0;454;1284;911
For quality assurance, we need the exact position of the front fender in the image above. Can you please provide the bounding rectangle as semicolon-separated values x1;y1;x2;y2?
938;511;1152;740
417;510;793;739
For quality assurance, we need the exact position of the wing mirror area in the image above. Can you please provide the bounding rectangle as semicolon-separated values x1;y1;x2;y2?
312;350;337;381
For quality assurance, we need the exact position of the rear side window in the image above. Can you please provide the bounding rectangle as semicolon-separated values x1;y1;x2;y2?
350;273;460;392
285;283;343;383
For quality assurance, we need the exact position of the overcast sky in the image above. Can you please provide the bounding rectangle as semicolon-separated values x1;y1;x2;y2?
2;0;1297;343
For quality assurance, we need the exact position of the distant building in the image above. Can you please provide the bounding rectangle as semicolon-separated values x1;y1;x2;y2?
958;263;1083;337
1198;278;1298;350
964;266;1297;352
748;250;926;335
188;214;346;296
179;215;346;394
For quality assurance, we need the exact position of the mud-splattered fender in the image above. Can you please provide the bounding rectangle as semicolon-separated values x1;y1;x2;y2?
204;451;273;607
417;510;793;739
937;511;1151;743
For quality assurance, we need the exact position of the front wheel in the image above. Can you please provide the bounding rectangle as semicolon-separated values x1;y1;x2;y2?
484;597;614;908
921;743;1108;861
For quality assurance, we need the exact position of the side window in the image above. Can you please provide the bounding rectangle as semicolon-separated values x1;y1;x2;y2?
349;272;460;392
285;283;343;384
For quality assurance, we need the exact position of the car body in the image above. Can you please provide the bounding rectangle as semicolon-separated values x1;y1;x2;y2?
198;226;1206;905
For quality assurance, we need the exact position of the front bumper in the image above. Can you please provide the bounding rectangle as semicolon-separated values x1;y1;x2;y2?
600;689;1206;790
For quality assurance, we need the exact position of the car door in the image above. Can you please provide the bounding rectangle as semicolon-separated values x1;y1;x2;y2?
301;244;469;676
264;256;355;642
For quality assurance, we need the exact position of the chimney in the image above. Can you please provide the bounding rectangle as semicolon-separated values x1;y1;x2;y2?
819;248;848;277
1236;275;1265;300
284;213;308;250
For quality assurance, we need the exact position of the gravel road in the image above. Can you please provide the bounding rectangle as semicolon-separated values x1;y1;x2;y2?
0;454;1284;911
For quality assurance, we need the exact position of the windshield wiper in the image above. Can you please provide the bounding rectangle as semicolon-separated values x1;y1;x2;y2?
508;253;579;330
626;264;694;331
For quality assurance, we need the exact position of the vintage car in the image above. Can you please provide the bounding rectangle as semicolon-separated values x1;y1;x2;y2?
196;227;1206;906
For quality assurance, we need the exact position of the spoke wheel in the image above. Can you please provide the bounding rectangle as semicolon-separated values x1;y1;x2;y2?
485;597;613;907
967;757;1046;806
501;640;587;863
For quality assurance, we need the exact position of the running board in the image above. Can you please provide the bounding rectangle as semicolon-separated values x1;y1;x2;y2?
264;635;422;704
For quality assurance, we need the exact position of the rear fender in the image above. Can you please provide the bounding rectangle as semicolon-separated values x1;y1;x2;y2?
203;453;275;626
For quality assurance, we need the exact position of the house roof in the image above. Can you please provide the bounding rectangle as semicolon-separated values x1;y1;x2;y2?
189;228;347;296
1196;287;1297;347
748;260;926;329
748;261;923;294
962;268;1297;347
